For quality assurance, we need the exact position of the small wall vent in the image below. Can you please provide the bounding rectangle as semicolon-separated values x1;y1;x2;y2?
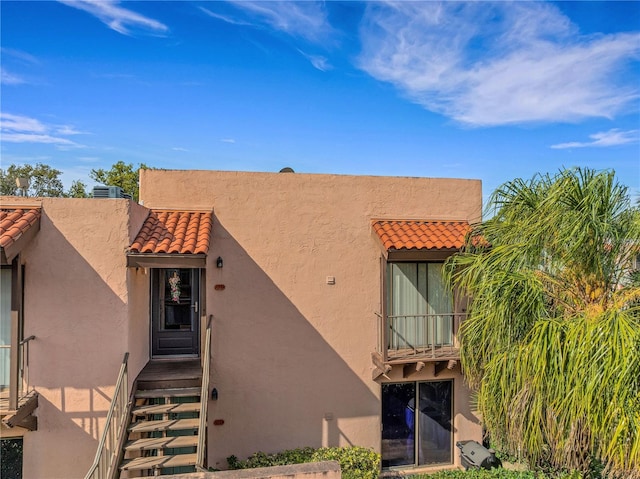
92;186;132;199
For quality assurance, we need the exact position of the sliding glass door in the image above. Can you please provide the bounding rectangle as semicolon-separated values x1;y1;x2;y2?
381;380;453;468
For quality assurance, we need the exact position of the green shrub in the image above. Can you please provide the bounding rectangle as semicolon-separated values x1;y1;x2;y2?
227;447;316;469
408;469;583;479
311;446;380;479
226;446;380;479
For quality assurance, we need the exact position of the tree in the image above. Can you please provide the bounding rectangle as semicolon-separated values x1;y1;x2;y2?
0;163;65;197
446;168;640;478
66;180;90;198
89;161;148;201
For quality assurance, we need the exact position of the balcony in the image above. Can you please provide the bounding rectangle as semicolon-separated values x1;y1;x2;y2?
373;312;466;379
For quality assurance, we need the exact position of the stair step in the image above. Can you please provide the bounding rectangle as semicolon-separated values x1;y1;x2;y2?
129;418;199;434
132;402;201;416
125;435;199;451
121;453;198;471
135;387;201;399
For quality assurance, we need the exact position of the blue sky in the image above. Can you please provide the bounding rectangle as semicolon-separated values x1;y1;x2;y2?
1;1;639;204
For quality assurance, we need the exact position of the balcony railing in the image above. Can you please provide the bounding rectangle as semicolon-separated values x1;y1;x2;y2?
377;312;466;362
1;334;36;414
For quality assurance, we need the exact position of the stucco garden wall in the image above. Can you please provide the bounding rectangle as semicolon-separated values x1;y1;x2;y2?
140;170;483;469
167;460;341;479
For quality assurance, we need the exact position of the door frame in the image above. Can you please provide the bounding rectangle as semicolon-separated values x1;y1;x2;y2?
150;267;203;358
381;379;454;469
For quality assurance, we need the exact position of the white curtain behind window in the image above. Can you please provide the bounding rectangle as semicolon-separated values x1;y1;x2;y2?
1;269;12;388
427;263;453;345
388;263;426;349
388;263;452;349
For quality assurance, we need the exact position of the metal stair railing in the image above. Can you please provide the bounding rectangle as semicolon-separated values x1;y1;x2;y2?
85;352;130;479
196;315;213;471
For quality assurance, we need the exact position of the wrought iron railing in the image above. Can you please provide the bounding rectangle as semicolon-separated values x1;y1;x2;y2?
196;315;213;471
18;335;36;399
379;313;466;361
85;352;130;479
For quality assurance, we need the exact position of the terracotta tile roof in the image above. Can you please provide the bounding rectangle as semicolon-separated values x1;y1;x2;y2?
130;210;213;255
372;220;469;250
0;208;41;249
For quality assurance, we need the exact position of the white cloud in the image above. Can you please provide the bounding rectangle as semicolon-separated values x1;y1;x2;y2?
58;0;168;36
1;133;77;146
199;7;251;27
220;138;236;144
1;48;39;65
172;147;190;152
298;50;332;72
0;154;51;164
1;68;26;85
0;112;84;147
551;129;639;149
55;125;86;135
358;2;640;126
226;1;331;42
1;113;47;133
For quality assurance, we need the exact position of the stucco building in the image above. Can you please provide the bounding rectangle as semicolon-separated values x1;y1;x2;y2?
0;169;483;478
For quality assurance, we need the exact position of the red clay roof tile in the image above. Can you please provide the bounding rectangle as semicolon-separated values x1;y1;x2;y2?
0;208;41;249
129;210;213;255
372;220;469;250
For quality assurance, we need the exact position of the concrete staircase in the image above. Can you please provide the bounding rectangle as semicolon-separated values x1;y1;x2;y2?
119;361;203;478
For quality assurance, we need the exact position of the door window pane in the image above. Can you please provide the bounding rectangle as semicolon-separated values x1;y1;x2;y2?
1;438;23;479
418;381;452;465
162;269;192;330
381;383;415;468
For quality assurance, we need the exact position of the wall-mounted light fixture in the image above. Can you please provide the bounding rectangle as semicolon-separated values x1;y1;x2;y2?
216;257;223;268
211;388;218;400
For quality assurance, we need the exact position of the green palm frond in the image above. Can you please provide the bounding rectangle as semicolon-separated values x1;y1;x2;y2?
446;167;640;478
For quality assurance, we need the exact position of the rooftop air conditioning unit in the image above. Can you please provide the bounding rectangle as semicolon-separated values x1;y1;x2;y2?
92;186;132;200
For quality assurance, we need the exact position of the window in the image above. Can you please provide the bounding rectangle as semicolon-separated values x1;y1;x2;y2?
386;262;453;350
161;269;193;330
381;380;453;468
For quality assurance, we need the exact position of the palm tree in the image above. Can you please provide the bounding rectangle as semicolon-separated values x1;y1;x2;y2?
446;167;640;478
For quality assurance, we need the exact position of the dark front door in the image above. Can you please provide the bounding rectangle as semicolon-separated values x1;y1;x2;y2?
151;268;200;357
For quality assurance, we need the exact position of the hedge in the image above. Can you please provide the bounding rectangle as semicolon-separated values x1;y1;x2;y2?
409;469;583;479
227;446;380;479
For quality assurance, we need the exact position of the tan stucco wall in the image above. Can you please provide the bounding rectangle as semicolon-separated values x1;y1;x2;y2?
0;197;151;479
140;170;482;469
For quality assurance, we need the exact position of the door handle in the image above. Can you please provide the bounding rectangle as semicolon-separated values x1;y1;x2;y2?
192;301;199;313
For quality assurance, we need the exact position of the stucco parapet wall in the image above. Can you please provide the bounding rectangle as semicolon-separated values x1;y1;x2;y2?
0;196;43;208
159;461;341;479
